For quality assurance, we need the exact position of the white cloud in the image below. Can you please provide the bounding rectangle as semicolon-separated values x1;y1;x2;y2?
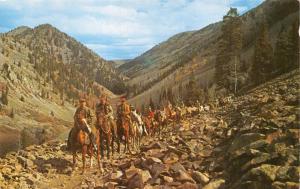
1;0;264;59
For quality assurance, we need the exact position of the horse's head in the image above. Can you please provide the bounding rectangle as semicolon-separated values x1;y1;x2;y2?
97;112;105;125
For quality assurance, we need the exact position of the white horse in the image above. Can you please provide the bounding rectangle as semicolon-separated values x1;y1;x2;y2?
131;110;144;150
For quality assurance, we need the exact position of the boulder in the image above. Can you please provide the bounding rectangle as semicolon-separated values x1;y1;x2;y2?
202;179;225;189
17;156;34;168
272;181;286;189
242;164;280;183
192;171;210;185
110;170;123;180
145;157;162;165
104;182;118;189
178;182;199;189
170;163;187;174
163;176;173;183
285;182;299;189
150;163;168;178
176;170;195;183
229;133;266;153
163;152;179;164
127;173;144;189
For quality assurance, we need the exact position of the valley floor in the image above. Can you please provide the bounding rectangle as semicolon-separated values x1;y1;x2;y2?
0;70;299;189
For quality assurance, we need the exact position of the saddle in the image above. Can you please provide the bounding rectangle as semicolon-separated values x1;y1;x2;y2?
121;116;131;131
67;127;90;150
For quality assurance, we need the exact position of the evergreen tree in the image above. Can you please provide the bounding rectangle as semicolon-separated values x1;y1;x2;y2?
274;27;290;74
149;97;155;110
1;86;8;105
251;22;273;85
167;87;174;104
274;22;299;74
215;8;242;93
288;21;299;69
184;77;201;105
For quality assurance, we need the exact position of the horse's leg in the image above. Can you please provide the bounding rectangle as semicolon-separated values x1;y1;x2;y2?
100;130;104;159
159;123;161;138
82;145;87;174
138;134;140;149
127;129;131;154
97;133;101;169
117;134;120;154
106;134;110;159
111;130;115;157
72;151;77;169
123;132;127;154
89;144;93;168
117;133;121;154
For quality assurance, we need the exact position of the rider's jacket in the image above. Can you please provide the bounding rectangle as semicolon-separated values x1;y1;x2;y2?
148;111;155;119
117;102;131;119
74;106;92;127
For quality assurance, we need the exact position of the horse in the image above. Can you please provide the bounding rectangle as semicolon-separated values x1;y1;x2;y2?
118;115;132;154
109;118;120;157
142;116;153;136
131;111;143;150
164;106;177;124
174;107;182;122
156;110;167;136
68;112;102;174
96;112;112;159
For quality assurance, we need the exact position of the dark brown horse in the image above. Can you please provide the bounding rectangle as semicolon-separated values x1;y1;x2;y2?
142;116;152;136
120;116;131;154
155;110;167;137
96;112;112;159
70;112;102;174
110;118;120;157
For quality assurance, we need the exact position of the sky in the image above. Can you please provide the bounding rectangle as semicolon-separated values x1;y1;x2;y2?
0;0;264;60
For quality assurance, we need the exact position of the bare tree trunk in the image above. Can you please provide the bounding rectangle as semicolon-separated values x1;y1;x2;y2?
234;56;237;94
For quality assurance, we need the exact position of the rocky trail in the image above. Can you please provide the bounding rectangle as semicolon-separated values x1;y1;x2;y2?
0;70;299;189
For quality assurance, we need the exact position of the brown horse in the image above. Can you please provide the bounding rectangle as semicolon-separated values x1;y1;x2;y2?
156;110;167;137
142;116;152;136
70;113;102;174
121;116;131;154
164;106;176;123
110;118;120;157
96;112;112;159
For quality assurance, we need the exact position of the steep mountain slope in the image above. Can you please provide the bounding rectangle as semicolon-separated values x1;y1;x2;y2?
7;24;126;95
111;59;131;68
0;24;125;156
120;0;298;109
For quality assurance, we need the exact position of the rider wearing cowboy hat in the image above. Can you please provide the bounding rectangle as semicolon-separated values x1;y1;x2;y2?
68;98;97;150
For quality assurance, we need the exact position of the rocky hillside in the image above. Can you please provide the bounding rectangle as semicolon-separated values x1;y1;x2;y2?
7;24;126;95
120;0;298;108
0;24;125;156
0;69;298;189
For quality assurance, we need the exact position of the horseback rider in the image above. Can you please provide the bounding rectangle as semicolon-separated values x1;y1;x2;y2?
95;94;113;158
116;96;132;153
148;107;155;120
68;98;97;150
95;95;114;122
95;95;110;117
117;96;131;123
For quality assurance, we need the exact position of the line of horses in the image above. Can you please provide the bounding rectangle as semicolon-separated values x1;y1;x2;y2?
70;104;211;174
